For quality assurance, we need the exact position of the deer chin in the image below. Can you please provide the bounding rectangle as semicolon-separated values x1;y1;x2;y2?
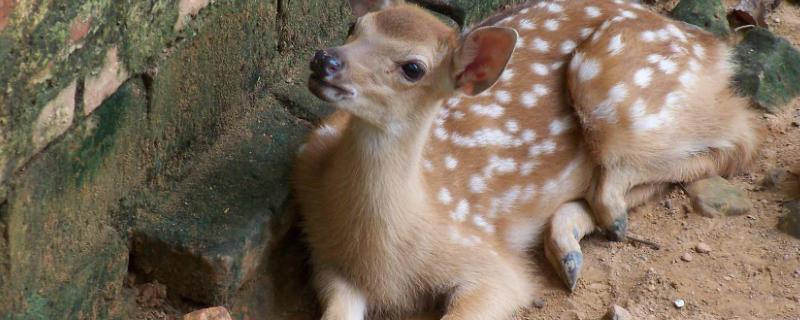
309;76;356;102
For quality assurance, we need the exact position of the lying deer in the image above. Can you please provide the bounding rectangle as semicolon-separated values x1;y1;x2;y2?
294;0;762;318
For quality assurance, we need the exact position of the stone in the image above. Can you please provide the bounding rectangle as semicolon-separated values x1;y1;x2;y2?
605;304;633;320
671;0;730;38
695;242;712;254
760;168;791;190
733;28;800;113
184;306;233;320
674;299;686;308
681;253;694;262
136;281;167;308
686;176;753;217
83;47;130;115
778;201;800;239
32;80;76;152
175;0;214;32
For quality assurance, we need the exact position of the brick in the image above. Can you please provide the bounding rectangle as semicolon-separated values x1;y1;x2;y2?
0;0;17;31
174;0;213;32
32;80;76;152
83;47;130;115
69;15;92;44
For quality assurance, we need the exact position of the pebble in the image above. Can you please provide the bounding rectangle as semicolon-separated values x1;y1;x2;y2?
681;253;694;262
674;299;685;308
605;304;633;320
695;242;712;254
723;275;732;281
183;307;233;320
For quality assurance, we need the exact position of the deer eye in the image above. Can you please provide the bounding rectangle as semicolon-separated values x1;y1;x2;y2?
401;61;426;82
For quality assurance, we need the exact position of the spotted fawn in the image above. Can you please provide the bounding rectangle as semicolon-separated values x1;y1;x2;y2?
294;0;762;319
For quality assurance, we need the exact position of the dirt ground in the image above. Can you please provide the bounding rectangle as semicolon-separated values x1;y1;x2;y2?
135;1;800;319
527;2;800;319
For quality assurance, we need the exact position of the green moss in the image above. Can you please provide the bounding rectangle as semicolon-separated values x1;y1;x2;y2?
734;28;800;112
671;0;730;38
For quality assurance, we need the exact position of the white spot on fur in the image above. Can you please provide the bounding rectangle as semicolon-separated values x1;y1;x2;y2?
516;36;526;49
641;30;656;42
444;155;458;170
453;111;465;120
521;92;538;108
658;58;677;74
532;37;550;53
438;188;453;204
470;175;486;193
692;44;706;59
446;97;461;106
543;19;560;31
560;40;576;54
519;19;536;30
551;61;564;70
483;155;517;177
593;83;628;123
688;59;700;72
533;84;550;96
470;104;505;118
679;71;697;87
580;28;593;39
666;24;687;42
520;160;539;176
532;63;550;76
585;6;601;18
521;129;536;142
450;200;470;222
505;120;519;133
434;127;449;141
547;3;563;13
656;28;670;41
451;128;523;148
634;68;653;88
549;118;570;135
647;54;664;64
472;215;495;233
607;34;624;55
529;139;557;157
578;57;601;82
620;10;637;19
500;68;515;82
570;51;584;71
495;90;512;104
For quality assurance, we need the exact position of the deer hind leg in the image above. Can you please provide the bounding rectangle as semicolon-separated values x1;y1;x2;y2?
544;201;596;291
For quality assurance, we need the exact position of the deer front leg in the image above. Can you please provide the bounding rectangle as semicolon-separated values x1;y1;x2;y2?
544;201;596;291
316;270;368;320
443;262;534;320
588;167;633;241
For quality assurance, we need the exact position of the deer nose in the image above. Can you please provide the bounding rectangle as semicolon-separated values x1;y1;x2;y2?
311;50;344;79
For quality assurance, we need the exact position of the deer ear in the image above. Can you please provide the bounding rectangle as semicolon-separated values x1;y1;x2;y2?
349;0;405;17
453;26;518;96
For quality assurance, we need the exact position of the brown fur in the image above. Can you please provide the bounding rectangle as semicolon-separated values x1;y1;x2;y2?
295;1;763;319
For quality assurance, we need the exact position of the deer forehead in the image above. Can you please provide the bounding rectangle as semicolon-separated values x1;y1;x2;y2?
367;5;457;48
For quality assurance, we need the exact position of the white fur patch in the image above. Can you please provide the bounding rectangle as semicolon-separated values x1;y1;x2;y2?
519;19;536;30
521;129;536;142
634;68;653;88
500;68;515;82
592;83;628;123
528;139;557;157
438;188;453;204
532;37;550;53
450;200;470;221
494;90;512;104
578;57;601;82
316;124;338;137
470;103;505;118
532;63;550;76
505;120;519;133
520;160;539;176
585;6;601;18
580;28;593;39
469;174;487;193
444;154;459;170
472;215;495;233
544;19;560;31
658;58;677;74
451;128;523;148
547;3;563;13
549;118;571;135
560;40;577;54
607;34;625;56
640;30;656;42
620;10;637;19
692;43;706;59
484;155;518;177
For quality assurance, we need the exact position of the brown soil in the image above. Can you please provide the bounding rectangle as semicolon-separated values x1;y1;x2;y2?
526;3;800;319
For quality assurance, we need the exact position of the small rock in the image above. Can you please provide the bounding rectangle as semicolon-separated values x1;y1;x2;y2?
559;309;582;320
760;168;790;190
605;304;633;320
733;28;800;113
778;201;800;239
686;176;753;217
695;242;712;253
674;299;686;308
136;281;167;308
681;253;694;262
183;306;233;320
671;0;730;37
724;275;732;281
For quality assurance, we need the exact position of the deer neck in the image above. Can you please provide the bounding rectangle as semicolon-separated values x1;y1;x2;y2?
329;100;443;224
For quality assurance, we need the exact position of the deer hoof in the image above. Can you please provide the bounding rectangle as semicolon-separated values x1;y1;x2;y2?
606;217;628;242
561;251;583;292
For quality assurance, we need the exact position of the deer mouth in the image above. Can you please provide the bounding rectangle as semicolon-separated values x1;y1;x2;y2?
308;75;355;102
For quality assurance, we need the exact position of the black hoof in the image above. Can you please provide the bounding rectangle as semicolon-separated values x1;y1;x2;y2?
606;217;628;242
561;251;583;292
